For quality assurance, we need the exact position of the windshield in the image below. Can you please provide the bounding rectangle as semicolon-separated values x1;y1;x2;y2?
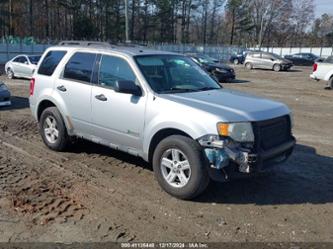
135;55;221;94
272;53;284;60
324;56;333;64
29;56;41;65
197;54;217;64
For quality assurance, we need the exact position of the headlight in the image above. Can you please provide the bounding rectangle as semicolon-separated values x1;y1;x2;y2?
217;122;254;142
0;83;8;91
215;68;228;73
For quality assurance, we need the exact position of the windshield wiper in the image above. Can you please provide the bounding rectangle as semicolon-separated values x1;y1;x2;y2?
160;87;198;93
196;87;220;91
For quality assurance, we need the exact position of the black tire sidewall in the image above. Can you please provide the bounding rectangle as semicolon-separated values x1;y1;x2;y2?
152;135;209;199
39;107;68;151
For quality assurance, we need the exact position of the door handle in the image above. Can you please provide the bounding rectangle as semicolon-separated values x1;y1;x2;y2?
57;85;67;92
95;94;107;101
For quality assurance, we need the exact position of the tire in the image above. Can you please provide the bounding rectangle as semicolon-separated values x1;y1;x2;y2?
152;135;210;200
245;62;252;70
233;58;239;65
326;77;333;90
273;64;281;72
39;107;69;151
6;68;14;79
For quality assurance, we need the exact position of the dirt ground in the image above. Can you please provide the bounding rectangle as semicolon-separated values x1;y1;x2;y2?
0;66;332;242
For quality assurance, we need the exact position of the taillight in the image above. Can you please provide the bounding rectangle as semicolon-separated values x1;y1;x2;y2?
30;78;35;96
313;63;318;72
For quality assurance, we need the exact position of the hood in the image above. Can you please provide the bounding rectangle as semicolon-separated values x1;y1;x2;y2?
281;58;293;64
207;63;233;70
160;89;290;122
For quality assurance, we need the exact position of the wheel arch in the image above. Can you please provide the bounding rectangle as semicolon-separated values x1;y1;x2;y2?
36;98;73;134
147;128;192;164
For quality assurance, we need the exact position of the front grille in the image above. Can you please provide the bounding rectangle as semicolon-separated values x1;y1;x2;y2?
253;115;291;151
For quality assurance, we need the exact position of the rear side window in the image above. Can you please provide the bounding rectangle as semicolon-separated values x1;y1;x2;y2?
38;51;67;76
63;52;96;83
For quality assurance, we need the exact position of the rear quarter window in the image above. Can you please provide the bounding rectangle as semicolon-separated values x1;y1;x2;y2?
38;50;67;76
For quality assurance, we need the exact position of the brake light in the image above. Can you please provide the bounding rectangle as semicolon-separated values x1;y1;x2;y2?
30;78;35;96
313;63;318;72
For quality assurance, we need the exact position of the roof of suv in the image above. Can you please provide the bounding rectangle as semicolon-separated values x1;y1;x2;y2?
52;42;177;57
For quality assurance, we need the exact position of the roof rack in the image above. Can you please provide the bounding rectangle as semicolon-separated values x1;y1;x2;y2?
58;41;112;47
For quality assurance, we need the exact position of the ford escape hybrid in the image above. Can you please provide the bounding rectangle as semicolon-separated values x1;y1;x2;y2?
29;41;295;199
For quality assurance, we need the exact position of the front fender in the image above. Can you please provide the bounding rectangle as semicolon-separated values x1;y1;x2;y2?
142;115;215;161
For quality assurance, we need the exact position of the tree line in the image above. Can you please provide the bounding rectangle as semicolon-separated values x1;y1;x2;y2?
0;0;332;47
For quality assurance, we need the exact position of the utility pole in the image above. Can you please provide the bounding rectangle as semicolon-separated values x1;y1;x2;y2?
124;0;129;43
9;0;12;36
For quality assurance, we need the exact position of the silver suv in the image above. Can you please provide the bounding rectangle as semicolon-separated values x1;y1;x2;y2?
29;41;295;199
245;51;293;72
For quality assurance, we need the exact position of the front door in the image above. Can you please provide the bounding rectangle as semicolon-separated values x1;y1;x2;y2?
91;54;146;154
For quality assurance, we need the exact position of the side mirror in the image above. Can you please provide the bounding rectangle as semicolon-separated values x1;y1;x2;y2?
24;61;29;65
114;80;142;96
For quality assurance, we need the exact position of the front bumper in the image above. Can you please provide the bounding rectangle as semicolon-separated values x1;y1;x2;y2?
0;90;11;107
215;71;236;81
203;136;296;182
281;63;293;70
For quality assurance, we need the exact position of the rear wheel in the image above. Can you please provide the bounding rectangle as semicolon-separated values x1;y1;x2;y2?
6;68;14;79
39;107;69;151
152;135;210;200
245;62;252;70
273;64;281;72
327;77;333;90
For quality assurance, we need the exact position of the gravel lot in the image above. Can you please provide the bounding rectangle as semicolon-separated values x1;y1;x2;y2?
0;66;332;242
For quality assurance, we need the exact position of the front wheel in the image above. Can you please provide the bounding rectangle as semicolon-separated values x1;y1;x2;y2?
273;64;281;72
7;68;14;79
152;135;210;200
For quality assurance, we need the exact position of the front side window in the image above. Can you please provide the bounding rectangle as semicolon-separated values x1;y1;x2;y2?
99;55;136;88
63;52;96;83
135;55;221;94
38;50;67;76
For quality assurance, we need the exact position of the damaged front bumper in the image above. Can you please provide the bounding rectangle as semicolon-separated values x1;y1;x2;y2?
198;135;295;182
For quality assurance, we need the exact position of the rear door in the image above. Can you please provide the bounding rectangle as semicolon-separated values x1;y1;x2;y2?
261;53;275;69
91;54;146;153
55;52;97;136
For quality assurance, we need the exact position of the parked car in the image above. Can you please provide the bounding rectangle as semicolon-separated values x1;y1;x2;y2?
245;52;293;71
229;51;247;65
30;41;295;199
310;56;333;89
189;54;236;82
0;81;11;107
284;53;319;66
5;54;41;79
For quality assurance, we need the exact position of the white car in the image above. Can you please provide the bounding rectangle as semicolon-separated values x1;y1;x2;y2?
310;56;333;89
5;54;41;79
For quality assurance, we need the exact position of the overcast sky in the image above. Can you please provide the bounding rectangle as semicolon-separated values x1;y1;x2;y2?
315;0;333;17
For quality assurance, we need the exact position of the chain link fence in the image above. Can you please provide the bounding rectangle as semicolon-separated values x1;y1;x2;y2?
0;40;332;64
